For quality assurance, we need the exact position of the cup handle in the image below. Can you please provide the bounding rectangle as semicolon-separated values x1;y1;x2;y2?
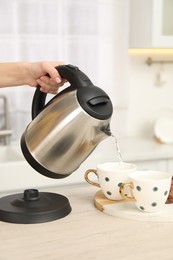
119;183;136;202
84;169;100;188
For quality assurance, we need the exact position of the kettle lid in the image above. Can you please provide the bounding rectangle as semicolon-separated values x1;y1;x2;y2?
77;86;113;120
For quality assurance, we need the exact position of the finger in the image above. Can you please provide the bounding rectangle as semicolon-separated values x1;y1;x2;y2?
41;88;58;94
40;74;61;85
36;79;59;94
40;85;58;94
39;77;62;90
39;76;49;84
41;62;63;81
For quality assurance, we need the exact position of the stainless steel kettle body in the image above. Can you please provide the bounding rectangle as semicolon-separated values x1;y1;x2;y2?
21;65;113;178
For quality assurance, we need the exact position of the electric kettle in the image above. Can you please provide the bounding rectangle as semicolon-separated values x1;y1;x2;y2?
21;64;113;179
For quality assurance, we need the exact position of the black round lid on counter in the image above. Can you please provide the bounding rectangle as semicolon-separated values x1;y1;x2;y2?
0;189;72;224
77;86;113;120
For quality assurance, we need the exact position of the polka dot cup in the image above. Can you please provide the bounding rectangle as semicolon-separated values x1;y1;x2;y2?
120;171;172;213
84;162;137;200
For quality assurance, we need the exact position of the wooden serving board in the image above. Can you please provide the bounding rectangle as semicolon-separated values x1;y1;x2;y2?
94;190;173;222
94;190;124;211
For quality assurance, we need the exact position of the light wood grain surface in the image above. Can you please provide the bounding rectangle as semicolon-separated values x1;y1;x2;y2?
1;184;173;260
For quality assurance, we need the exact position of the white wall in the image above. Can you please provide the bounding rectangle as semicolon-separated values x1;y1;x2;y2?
127;53;173;138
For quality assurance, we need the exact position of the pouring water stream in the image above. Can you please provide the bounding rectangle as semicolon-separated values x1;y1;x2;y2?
111;134;124;167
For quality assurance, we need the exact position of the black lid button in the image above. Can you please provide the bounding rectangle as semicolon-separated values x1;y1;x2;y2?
88;97;109;106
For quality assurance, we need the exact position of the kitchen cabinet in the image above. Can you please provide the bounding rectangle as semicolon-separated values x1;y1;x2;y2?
168;159;173;173
129;0;173;48
130;158;173;174
133;159;168;172
1;137;173;193
118;137;173;174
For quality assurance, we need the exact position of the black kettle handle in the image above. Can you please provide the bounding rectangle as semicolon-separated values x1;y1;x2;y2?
32;64;93;119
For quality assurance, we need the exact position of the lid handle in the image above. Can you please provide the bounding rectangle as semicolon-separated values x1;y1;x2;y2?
88;97;110;106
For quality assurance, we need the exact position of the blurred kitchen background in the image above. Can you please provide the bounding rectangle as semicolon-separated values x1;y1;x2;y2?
0;0;129;142
1;0;173;191
0;0;173;143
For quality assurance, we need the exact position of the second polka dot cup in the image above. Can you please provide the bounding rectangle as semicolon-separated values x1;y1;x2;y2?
84;162;137;200
120;171;172;213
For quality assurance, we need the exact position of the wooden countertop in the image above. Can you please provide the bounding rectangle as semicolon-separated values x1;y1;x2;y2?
1;183;173;260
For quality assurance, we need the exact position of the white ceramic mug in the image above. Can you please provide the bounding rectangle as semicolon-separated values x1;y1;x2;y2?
84;162;137;200
120;170;172;212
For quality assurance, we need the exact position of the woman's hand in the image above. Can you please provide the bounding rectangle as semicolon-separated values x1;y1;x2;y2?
29;61;66;94
0;61;66;93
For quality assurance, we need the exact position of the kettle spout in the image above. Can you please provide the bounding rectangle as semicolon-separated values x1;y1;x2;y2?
101;124;112;137
93;123;112;146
